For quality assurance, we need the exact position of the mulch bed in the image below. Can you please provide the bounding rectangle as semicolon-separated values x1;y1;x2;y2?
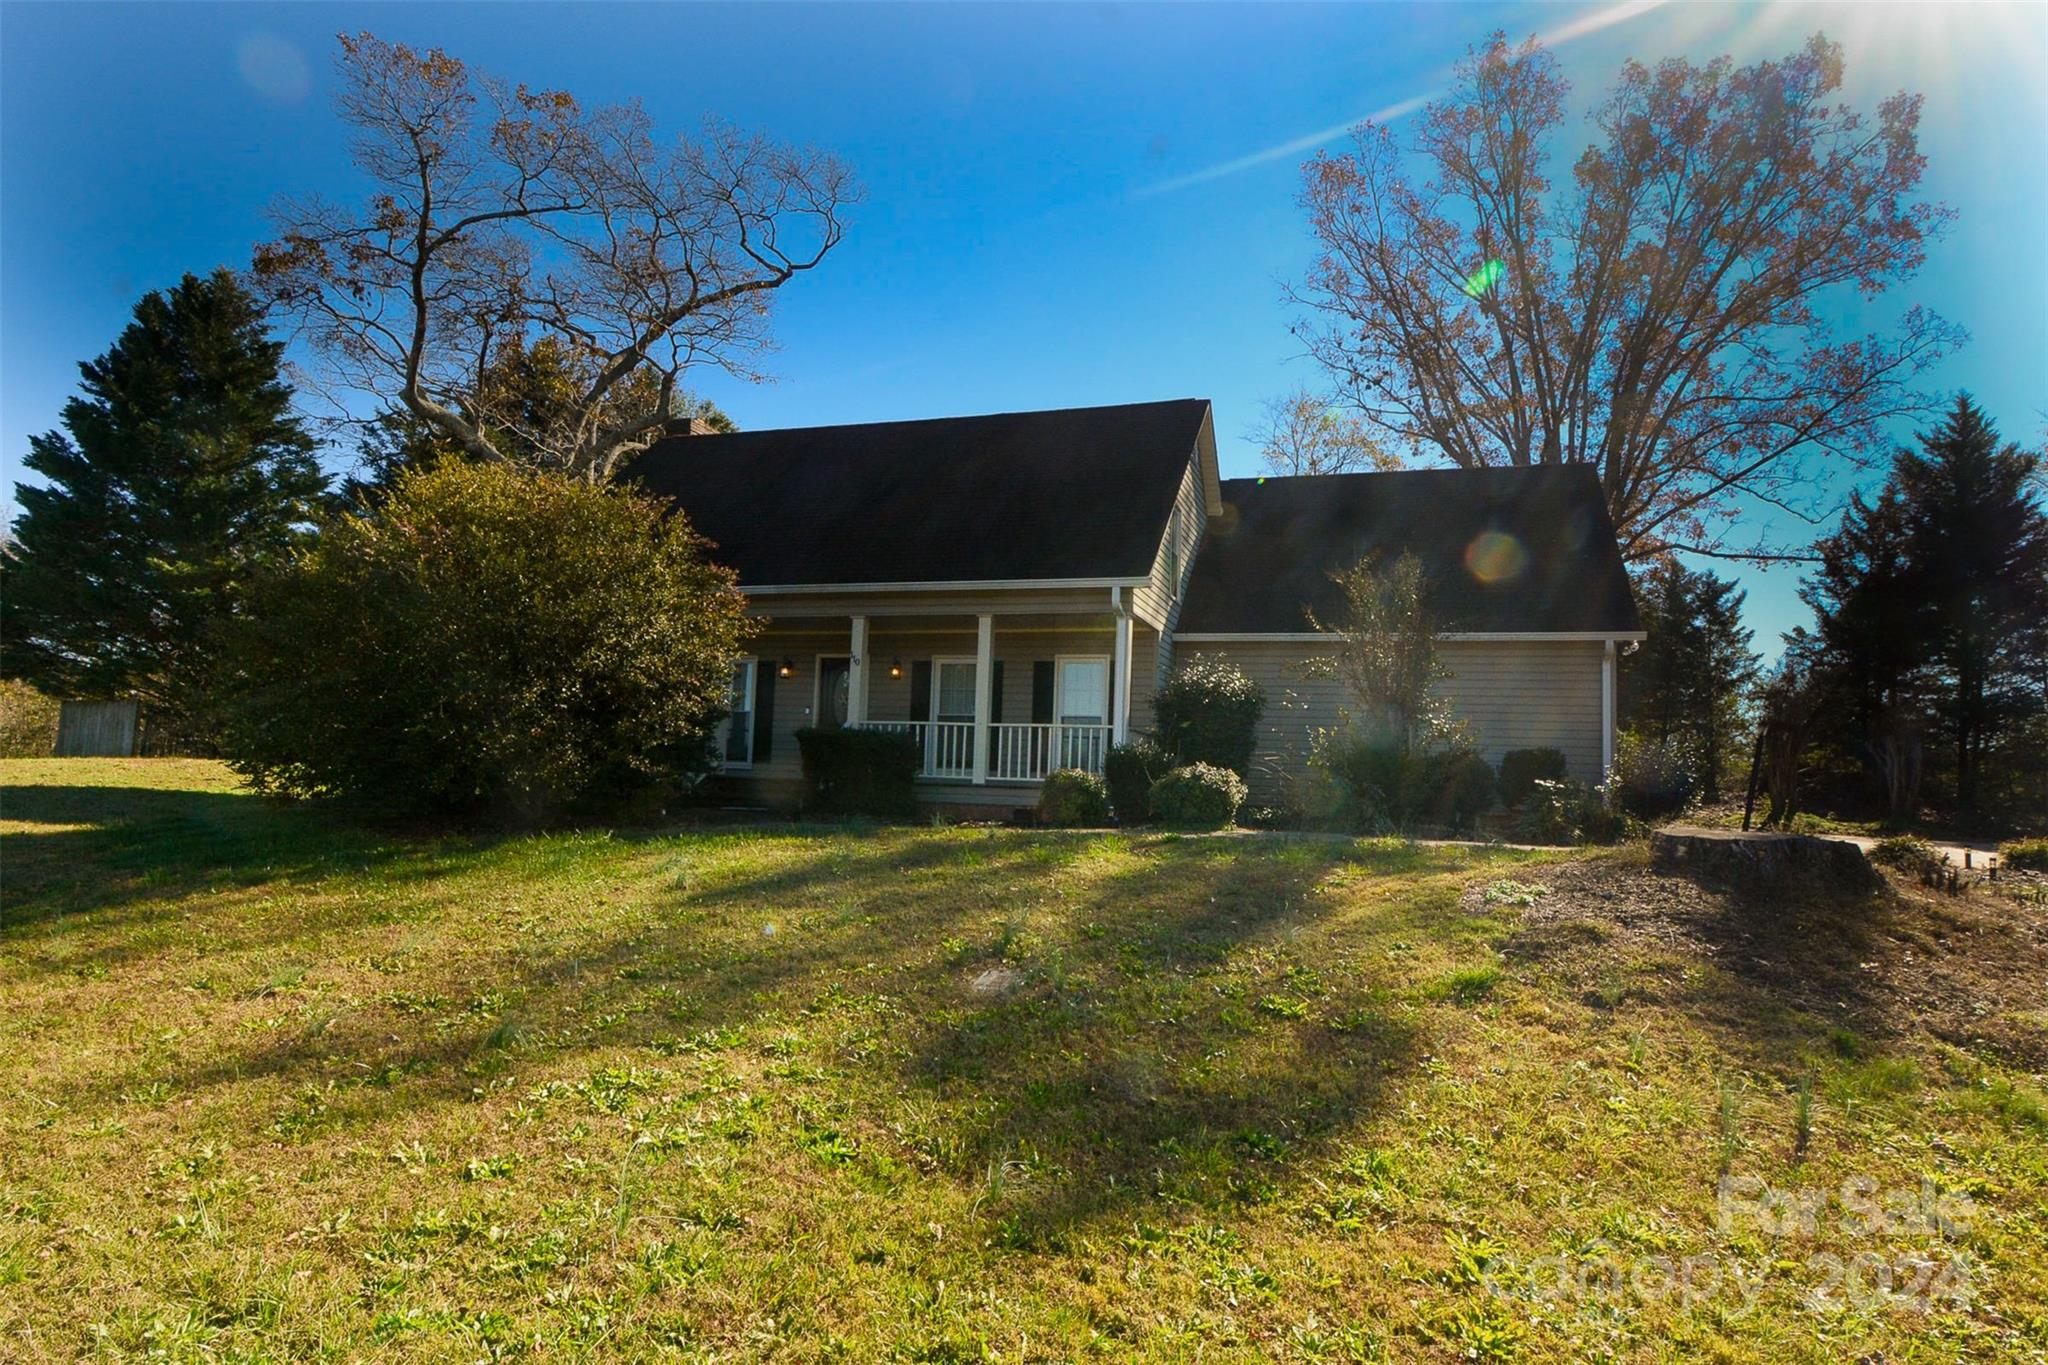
1486;856;2048;1070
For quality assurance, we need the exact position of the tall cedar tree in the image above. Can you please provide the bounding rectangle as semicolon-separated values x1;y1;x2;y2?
1792;480;1931;809
1893;398;2048;810
1620;560;1760;799
1;271;326;734
1799;396;2048;813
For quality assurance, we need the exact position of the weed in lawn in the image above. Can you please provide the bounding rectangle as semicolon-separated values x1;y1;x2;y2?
1794;1074;1814;1160
1431;964;1503;1005
1718;1075;1742;1173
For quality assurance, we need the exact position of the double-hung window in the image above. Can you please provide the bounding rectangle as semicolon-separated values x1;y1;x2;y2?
1055;656;1109;769
718;658;758;768
930;658;978;776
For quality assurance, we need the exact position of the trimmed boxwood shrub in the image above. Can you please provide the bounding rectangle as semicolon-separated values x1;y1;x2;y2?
1311;736;1498;833
795;727;919;817
1104;738;1172;825
1148;762;1247;830
1498;748;1568;809
1153;657;1265;775
1039;768;1112;826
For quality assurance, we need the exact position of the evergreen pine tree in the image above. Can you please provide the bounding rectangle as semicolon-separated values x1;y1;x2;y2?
1621;560;1761;799
1;270;326;738
1893;396;2048;811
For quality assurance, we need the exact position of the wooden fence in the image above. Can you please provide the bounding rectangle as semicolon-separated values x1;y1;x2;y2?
55;700;140;757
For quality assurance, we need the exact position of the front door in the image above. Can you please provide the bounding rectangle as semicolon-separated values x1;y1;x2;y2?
817;657;851;729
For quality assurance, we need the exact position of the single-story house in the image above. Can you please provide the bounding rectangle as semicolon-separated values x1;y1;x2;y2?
627;398;1641;814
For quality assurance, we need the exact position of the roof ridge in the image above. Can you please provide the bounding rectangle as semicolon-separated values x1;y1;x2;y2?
679;397;1210;442
1220;464;1581;488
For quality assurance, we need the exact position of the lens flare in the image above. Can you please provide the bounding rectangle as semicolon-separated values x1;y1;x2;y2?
1462;258;1505;298
1464;530;1528;584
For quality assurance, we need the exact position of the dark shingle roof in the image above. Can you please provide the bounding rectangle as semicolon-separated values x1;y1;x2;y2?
1177;465;1640;635
625;399;1210;586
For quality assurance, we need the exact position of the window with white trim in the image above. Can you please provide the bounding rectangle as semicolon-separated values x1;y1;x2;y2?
933;659;977;723
1056;657;1108;726
717;658;757;767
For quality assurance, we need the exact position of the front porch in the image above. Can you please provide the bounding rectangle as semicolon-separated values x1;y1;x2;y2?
722;602;1160;804
840;609;1133;784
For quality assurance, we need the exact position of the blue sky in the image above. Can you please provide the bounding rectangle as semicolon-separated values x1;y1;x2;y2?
4;1;2044;651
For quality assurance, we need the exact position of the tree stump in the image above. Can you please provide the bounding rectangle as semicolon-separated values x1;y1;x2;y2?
1651;825;1883;895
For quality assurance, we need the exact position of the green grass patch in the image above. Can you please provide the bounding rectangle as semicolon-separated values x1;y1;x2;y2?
0;760;2041;1360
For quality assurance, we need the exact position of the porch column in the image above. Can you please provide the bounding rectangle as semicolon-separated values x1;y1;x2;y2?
847;616;868;726
1111;610;1133;745
972;614;994;785
1601;638;1617;787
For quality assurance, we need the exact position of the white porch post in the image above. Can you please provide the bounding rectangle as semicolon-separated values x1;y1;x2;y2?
847;616;868;726
972;613;993;785
1601;638;1617;787
1111;609;1133;745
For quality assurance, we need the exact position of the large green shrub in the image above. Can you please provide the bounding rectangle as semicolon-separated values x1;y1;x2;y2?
1610;730;1700;820
1104;738;1172;825
1038;768;1112;826
1311;735;1497;833
1148;762;1248;830
213;462;749;825
0;681;59;758
2001;839;2048;873
1153;657;1265;774
1498;748;1569;809
796;728;920;817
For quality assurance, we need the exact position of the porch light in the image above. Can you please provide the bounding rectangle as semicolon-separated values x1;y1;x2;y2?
777;658;796;678
888;657;904;679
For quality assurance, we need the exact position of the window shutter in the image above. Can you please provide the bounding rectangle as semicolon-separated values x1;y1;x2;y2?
1031;662;1054;724
752;665;776;762
910;660;932;721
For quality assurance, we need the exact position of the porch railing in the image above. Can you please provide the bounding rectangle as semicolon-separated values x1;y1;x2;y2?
853;721;1113;781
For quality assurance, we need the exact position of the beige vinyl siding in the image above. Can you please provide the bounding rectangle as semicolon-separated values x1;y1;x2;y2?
1183;638;1608;803
1130;456;1206;631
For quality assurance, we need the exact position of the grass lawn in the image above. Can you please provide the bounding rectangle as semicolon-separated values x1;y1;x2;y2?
2;760;2044;1362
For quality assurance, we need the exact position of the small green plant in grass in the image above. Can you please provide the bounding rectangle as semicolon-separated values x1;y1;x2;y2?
461;1155;515;1182
1433;965;1502;1005
1717;1076;1742;1173
1480;878;1549;907
1426;1296;1524;1362
1793;1076;1814;1160
1826;1056;1920;1104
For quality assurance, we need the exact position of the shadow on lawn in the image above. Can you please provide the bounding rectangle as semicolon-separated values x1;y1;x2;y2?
49;818;1458;1240
0;781;481;934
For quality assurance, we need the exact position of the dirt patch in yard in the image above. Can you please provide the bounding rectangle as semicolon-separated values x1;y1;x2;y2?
1490;854;2048;1069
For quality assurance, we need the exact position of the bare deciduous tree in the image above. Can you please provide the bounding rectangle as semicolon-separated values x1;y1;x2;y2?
254;34;856;484
1292;32;1959;560
1249;388;1395;477
1303;552;1462;753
